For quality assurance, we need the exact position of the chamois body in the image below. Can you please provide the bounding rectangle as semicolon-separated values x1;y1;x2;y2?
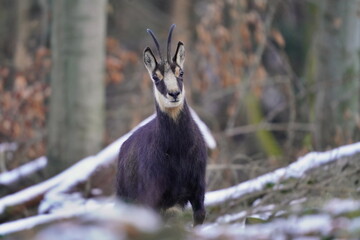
116;25;207;225
117;103;206;216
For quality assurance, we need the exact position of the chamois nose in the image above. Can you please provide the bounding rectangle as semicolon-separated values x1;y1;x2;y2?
168;91;180;99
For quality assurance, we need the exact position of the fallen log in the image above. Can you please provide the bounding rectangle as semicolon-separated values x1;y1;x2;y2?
205;142;360;207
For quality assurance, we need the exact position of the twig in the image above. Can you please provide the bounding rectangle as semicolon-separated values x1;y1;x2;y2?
226;122;314;137
207;164;246;170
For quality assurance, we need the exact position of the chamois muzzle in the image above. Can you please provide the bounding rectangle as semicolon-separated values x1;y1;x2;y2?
168;91;181;101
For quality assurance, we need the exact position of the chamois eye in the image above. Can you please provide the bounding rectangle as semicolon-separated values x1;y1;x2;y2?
152;73;160;83
179;70;184;78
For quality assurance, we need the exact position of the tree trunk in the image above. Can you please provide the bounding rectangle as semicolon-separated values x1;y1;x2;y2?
172;0;191;45
0;0;17;62
47;0;106;173
13;0;32;71
314;0;360;150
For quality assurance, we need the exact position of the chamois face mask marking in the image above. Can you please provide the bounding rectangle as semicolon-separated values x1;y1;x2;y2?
143;25;186;120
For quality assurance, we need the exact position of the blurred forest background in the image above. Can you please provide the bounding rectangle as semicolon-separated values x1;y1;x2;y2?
1;0;360;238
0;0;360;205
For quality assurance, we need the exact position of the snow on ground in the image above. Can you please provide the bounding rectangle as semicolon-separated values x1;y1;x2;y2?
196;198;360;239
0;156;47;186
2;198;360;238
205;142;360;206
0;141;360;236
2;121;360;237
0;206;90;236
0;199;161;236
196;214;333;239
323;198;360;215
0;168;66;214
0;199;110;236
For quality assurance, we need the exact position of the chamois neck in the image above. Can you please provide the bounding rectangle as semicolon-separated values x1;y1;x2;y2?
155;101;194;152
155;100;194;131
155;100;190;123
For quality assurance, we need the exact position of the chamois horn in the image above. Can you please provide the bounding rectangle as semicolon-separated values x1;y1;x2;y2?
167;24;176;62
146;28;163;62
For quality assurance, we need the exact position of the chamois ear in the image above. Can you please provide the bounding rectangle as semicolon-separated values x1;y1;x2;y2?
144;47;157;73
173;41;185;69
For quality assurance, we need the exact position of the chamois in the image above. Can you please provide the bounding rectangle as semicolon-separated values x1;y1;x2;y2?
116;24;207;226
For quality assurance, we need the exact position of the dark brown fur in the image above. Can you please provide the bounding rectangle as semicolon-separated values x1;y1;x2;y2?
116;25;207;226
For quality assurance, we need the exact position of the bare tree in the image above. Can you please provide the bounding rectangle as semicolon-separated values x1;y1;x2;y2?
0;0;17;62
13;0;33;71
47;0;106;173
314;0;360;149
172;0;191;44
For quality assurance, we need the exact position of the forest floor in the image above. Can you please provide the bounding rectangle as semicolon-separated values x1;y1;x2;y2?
0;141;359;239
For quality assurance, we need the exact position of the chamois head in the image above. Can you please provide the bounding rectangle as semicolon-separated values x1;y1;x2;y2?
143;24;186;119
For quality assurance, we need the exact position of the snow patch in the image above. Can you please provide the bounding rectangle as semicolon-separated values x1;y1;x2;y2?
0;143;18;153
0;207;90;236
323;198;360;215
205;142;360;206
0;156;47;186
190;108;217;149
0;167;68;214
196;214;333;239
0;200;161;236
216;211;247;225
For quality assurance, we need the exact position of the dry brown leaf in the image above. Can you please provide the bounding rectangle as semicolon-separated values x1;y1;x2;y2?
271;29;285;48
14;75;28;91
109;71;124;84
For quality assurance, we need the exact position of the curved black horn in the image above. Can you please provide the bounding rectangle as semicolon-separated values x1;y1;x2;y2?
167;24;176;62
147;28;163;62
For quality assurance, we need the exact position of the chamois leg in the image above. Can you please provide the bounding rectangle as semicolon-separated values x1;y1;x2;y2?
190;193;206;226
